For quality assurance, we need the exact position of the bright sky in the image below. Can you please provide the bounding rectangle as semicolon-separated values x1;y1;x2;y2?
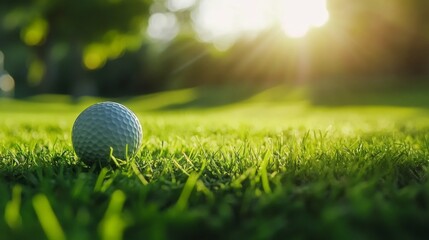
148;0;330;48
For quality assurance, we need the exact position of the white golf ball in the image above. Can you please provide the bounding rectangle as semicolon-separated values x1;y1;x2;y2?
72;102;142;164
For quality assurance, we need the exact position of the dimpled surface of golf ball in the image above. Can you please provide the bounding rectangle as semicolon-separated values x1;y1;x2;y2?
72;102;142;164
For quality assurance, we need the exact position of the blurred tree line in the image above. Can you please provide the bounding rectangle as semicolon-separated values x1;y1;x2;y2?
0;0;428;98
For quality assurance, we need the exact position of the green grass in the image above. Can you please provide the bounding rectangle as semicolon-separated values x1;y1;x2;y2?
1;86;429;239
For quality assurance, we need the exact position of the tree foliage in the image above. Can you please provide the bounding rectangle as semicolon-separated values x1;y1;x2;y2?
1;0;429;97
1;0;150;96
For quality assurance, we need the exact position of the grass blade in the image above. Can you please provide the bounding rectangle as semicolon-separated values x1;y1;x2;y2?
260;150;272;194
4;185;22;230
131;160;149;185
99;190;127;240
94;168;109;192
175;172;200;211
33;194;66;240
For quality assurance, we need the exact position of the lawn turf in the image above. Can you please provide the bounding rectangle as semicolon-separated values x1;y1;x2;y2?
1;86;429;239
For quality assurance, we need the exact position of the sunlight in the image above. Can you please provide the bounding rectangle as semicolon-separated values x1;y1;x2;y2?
192;0;273;49
192;0;330;47
278;0;329;38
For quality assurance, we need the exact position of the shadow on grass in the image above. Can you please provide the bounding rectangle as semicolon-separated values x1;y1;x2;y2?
155;85;261;110
150;81;429;111
309;81;429;108
4;80;429;112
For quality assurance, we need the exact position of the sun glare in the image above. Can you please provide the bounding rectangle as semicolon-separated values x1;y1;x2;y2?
191;0;330;48
192;0;272;49
278;0;329;38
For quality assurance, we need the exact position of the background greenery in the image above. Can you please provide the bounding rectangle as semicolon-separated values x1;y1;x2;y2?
1;0;429;98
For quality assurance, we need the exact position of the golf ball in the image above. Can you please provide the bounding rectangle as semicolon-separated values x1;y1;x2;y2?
72;102;142;164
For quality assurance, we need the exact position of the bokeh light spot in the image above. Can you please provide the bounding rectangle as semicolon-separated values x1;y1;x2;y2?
28;59;45;85
147;12;179;42
0;74;15;92
83;45;107;70
21;18;49;46
166;0;196;12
